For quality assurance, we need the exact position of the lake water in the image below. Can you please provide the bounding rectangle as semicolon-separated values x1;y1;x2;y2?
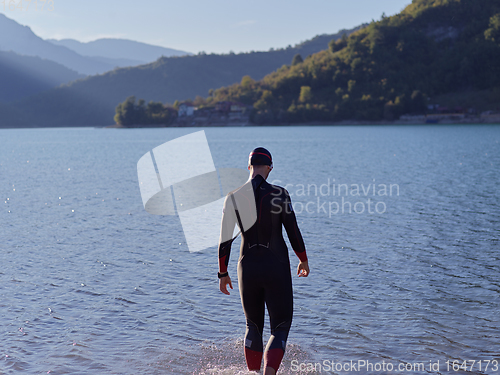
1;125;499;375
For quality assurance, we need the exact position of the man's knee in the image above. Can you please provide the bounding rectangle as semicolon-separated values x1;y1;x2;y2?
267;319;291;352
271;319;291;336
245;319;264;352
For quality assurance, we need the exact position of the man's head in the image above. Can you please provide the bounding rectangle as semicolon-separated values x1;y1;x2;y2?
248;147;273;179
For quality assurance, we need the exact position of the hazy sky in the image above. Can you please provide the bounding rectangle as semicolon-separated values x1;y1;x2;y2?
2;0;411;54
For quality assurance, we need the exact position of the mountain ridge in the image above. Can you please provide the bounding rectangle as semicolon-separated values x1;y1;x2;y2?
0;13;191;75
47;38;192;64
3;25;366;127
0;13;111;75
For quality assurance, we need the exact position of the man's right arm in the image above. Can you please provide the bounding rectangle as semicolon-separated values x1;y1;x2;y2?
218;194;237;275
218;195;237;294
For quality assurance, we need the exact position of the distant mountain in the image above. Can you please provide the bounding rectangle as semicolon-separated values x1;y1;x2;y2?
81;55;145;70
0;50;83;102
0;13;114;75
0;13;193;77
4;25;365;127
47;38;191;65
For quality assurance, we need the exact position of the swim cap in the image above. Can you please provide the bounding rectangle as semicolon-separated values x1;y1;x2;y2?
248;147;272;166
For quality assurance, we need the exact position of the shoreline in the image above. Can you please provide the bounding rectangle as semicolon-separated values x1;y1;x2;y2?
107;116;500;128
1;117;499;130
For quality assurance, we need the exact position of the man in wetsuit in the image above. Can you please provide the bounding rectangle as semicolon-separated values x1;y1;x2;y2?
218;147;310;375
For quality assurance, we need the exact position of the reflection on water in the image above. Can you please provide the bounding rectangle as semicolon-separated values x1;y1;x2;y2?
0;125;499;374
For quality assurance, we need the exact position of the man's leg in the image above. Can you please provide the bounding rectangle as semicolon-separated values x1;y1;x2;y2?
244;317;265;371
263;270;293;373
263;317;291;373
239;267;265;371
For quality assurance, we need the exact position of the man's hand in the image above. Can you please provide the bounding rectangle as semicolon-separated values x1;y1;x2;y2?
297;261;310;277
219;275;233;295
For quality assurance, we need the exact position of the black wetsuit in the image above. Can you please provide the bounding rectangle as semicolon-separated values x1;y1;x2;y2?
218;174;308;372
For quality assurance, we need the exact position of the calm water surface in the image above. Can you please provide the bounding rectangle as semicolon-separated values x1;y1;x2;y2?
0;125;499;375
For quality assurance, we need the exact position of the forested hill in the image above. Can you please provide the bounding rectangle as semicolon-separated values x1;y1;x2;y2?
202;0;500;123
0;50;83;102
3;26;365;127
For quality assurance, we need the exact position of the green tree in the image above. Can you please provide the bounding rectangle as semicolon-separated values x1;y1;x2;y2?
329;33;348;53
241;75;255;88
291;54;303;66
115;97;176;126
485;13;500;44
347;80;356;93
193;95;206;107
254;90;275;110
146;101;164;117
299;86;312;103
146;101;163;124
114;96;145;126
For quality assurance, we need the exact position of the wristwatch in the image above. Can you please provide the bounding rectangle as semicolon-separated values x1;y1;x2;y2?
218;271;229;279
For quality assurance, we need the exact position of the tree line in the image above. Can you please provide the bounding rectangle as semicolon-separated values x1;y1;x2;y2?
114;96;177;126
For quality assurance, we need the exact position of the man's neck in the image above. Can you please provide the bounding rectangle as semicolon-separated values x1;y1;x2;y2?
250;171;267;180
